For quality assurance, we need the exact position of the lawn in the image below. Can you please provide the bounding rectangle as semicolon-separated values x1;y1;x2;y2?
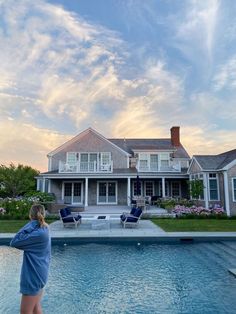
151;218;236;232
0;219;57;233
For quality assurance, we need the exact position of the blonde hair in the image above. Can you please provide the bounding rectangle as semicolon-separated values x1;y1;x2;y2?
29;204;48;228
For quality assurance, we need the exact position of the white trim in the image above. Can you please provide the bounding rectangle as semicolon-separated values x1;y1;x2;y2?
162;177;165;198
48;128;130;157
222;159;236;171
223;172;230;216
97;180;118;205
62;181;84;205
187;157;203;174
127;177;131;205
36;179;40;191
203;173;209;209
232;177;236;202
42;178;46;193
85;177;88;207
48;179;51;193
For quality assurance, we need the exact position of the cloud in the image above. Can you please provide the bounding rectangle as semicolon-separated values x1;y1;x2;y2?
175;0;220;62
0;120;71;171
0;0;235;172
212;55;236;90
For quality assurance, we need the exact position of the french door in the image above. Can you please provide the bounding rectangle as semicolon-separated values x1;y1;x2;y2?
97;181;117;204
63;182;83;204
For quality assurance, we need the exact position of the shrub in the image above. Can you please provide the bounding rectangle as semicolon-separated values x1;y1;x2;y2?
0;198;33;220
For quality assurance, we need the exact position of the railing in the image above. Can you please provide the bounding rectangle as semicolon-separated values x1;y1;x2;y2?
59;161;113;173
137;160;181;172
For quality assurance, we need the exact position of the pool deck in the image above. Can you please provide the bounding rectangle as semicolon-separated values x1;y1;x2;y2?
1;206;236;244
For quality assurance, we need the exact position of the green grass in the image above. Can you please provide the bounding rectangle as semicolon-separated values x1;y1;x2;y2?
0;219;57;233
151;218;236;232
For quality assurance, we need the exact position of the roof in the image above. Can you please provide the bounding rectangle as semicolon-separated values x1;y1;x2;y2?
109;138;190;158
194;148;236;170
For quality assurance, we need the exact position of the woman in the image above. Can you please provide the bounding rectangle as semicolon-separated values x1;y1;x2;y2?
10;204;51;314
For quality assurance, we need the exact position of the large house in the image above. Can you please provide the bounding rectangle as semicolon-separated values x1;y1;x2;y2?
37;126;190;208
188;149;236;216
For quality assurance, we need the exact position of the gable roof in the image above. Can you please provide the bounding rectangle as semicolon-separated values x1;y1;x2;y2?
48;127;130;157
193;148;236;170
109;138;190;158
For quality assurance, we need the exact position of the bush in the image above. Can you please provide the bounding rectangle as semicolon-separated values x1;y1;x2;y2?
157;198;194;210
24;191;55;203
0;198;33;220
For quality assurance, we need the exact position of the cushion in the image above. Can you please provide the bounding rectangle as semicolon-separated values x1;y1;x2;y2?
134;207;142;218
60;208;68;218
126;216;138;223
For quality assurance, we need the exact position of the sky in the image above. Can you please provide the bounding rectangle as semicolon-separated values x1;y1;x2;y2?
0;0;236;172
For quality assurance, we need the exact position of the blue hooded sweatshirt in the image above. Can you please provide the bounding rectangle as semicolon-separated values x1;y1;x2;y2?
10;220;51;296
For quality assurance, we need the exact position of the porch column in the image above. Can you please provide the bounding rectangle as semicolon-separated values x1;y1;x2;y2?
42;178;46;193
203;173;209;209
223;171;230;216
85;177;88;207
162;177;166;198
48;179;51;193
127;177;131;206
36;179;40;191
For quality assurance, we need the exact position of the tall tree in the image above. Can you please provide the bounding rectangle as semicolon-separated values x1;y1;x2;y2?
0;163;39;197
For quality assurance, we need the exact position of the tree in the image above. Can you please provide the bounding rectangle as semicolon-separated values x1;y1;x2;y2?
0;163;39;197
188;179;204;205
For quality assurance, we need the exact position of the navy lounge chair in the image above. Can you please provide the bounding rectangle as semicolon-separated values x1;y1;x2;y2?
120;207;143;228
120;207;137;221
59;207;82;228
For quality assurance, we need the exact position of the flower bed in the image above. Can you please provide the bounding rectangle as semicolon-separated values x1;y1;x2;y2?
173;204;225;217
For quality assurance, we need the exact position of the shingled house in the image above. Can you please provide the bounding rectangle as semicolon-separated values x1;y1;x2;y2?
188;149;236;216
36;126;190;209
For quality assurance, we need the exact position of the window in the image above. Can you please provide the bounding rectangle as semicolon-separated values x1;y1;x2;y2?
145;181;154;196
97;181;117;204
67;152;77;164
139;153;149;171
208;173;219;200
171;181;180;197
133;181;143;196
160;153;169;169
63;182;82;204
232;178;236;202
150;154;158;171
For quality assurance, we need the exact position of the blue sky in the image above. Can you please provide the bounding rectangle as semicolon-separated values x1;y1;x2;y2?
0;0;236;171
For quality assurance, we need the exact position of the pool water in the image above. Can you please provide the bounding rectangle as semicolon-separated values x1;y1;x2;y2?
1;241;236;314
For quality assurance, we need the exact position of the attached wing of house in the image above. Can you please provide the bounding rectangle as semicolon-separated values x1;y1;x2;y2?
188;149;236;216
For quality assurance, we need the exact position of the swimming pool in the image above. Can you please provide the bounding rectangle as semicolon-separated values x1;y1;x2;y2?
1;241;236;314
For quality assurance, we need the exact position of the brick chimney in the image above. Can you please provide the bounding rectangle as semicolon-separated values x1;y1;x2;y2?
170;126;180;146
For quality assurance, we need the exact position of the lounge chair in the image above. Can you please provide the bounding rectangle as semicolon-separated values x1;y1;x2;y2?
59;207;82;228
120;207;143;228
120;207;137;221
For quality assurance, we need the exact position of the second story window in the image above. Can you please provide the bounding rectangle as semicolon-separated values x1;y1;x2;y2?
139;153;149;170
67;152;78;164
160;153;169;169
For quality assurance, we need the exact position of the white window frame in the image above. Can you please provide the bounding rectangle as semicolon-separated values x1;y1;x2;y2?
97;181;117;205
208;173;220;201
232;178;236;202
66;152;78;164
189;173;204;200
159;153;170;170
133;181;143;197
144;181;154;197
62;181;83;205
